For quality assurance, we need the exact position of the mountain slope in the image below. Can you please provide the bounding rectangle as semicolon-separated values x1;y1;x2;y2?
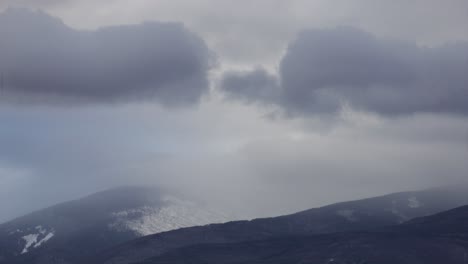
96;184;468;264
0;186;228;264
128;205;468;264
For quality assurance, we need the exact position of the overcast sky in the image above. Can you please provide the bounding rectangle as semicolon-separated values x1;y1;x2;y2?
0;0;467;223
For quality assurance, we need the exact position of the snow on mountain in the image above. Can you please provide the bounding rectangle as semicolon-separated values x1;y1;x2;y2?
20;226;55;254
108;196;229;236
0;186;232;264
128;205;468;264
97;185;468;264
3;184;468;264
20;234;38;254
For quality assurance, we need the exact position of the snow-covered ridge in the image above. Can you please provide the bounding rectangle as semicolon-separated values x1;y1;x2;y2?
109;196;229;236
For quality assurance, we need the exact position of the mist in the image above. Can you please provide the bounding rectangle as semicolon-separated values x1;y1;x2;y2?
0;1;467;224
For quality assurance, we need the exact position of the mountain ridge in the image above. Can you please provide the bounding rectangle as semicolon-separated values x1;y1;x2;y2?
95;184;468;264
0;186;229;264
133;205;468;264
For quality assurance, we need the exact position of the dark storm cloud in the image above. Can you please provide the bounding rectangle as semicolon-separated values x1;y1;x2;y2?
0;8;214;106
220;27;468;116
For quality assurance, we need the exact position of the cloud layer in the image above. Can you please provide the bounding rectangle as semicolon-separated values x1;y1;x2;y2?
0;8;214;106
221;27;468;116
0;2;467;224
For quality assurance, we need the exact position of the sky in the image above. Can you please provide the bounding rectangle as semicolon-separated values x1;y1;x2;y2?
0;0;467;222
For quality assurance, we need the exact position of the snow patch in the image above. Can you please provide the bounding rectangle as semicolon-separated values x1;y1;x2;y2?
336;209;358;222
408;197;422;208
20;227;55;254
109;196;229;236
21;234;39;254
34;232;54;248
35;225;46;235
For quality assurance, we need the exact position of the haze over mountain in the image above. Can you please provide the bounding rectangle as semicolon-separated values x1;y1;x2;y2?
0;186;229;264
1;1;468;224
133;204;468;264
1;185;467;263
90;184;468;264
0;1;467;263
2;184;460;264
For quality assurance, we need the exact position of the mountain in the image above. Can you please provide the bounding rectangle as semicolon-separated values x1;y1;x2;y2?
2;185;468;264
0;186;228;264
95;184;468;264
135;205;468;264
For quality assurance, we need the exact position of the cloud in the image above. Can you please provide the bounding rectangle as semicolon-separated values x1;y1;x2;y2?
2;100;467;223
220;68;279;104
0;3;467;225
0;0;66;8
32;0;467;68
220;27;468;116
0;8;214;106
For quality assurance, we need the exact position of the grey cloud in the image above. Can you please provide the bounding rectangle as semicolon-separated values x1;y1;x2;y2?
0;8;214;106
4;0;468;68
0;0;65;8
220;68;280;104
221;27;468;116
